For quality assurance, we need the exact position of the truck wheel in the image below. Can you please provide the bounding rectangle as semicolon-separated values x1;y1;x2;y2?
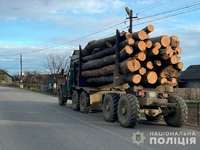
145;114;162;122
117;94;140;128
79;91;90;113
72;90;80;111
103;94;119;122
164;95;188;127
58;89;67;106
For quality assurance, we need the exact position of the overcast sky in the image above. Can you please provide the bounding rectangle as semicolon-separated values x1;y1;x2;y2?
0;0;200;75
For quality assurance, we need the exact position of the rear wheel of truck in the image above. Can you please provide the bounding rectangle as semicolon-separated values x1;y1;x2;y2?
72;90;80;111
79;91;90;113
103;93;119;122
117;94;140;128
58;89;67;106
164;95;188;127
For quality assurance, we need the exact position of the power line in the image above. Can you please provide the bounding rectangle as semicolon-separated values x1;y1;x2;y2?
0;20;127;57
138;1;200;20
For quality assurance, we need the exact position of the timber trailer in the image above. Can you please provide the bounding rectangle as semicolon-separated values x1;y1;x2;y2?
57;29;188;128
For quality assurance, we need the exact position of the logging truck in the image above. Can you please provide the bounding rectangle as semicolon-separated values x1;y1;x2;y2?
57;25;188;128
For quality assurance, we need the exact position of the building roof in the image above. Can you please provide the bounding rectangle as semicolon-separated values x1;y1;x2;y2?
179;65;200;81
0;69;13;79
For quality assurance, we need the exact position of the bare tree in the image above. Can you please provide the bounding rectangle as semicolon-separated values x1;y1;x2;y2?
43;51;71;74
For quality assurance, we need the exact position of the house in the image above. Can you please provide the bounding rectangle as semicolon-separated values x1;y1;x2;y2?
178;65;200;88
0;69;13;84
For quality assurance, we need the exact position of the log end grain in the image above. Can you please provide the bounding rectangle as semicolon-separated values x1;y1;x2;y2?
132;74;142;84
145;39;153;49
170;35;179;48
139;67;147;75
127;38;135;46
137;52;146;61
161;35;171;47
144;71;158;84
127;58;141;72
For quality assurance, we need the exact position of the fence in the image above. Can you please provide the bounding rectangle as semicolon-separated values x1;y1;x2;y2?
186;100;200;125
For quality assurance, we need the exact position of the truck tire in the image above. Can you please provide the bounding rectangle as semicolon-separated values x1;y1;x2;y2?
79;91;90;113
164;95;188;127
117;94;140;128
145;114;162;122
58;89;67;106
72;90;80;111
103;93;119;122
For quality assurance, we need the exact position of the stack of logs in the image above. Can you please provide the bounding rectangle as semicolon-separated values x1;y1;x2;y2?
80;24;183;88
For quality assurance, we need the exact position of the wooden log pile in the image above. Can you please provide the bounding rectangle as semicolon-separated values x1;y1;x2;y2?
80;24;183;88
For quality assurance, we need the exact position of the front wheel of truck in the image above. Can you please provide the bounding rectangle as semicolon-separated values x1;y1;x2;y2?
164;95;188;127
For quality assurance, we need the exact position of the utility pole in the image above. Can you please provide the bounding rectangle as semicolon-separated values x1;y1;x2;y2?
125;7;138;33
20;54;23;88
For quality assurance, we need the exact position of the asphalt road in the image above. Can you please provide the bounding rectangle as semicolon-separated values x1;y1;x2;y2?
0;87;199;150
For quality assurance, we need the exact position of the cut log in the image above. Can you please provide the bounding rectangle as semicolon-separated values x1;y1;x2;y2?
173;62;184;70
143;71;158;84
82;47;133;70
82;58;141;77
173;46;182;55
139;67;147;75
166;55;179;64
141;61;154;70
133;41;147;52
125;32;132;39
142;24;154;34
82;40;126;62
124;74;141;84
165;78;177;86
159;65;178;78
127;38;135;46
147;47;159;56
81;31;125;56
154;60;162;67
150;35;170;47
153;42;161;49
170;35;179;48
145;39;153;48
159;46;174;59
121;45;134;55
158;77;167;85
134;52;146;61
133;30;149;41
86;76;114;84
82;65;114;77
120;58;141;74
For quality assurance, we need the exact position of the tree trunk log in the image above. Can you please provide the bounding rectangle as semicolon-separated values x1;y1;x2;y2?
142;24;154;34
159;46;174;60
82;58;141;77
134;52;146;61
150;35;170;47
173;62;183;70
143;71;158;84
145;39;153;49
153;42;161;49
81;31;125;56
147;47;159;56
133;41;147;52
158;77;167;85
124;74;141;84
170;35;179;48
159;65;178;78
139;67;147;75
86;75;114;84
133;30;149;41
82;40;127;62
154;60;162;67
